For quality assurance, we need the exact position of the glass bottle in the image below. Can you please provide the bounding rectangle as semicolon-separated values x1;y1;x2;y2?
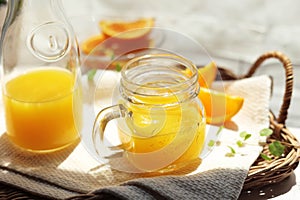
0;0;82;152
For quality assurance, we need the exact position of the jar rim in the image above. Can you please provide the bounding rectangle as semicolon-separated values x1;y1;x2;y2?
120;53;200;105
121;53;198;89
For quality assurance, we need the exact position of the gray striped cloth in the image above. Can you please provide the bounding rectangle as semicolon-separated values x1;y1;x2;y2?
68;168;248;200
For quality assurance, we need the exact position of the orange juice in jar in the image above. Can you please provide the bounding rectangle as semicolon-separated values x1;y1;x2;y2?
92;54;206;173
3;68;82;152
117;94;206;172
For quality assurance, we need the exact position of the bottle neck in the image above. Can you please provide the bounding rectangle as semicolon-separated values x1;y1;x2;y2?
0;0;79;69
9;0;65;21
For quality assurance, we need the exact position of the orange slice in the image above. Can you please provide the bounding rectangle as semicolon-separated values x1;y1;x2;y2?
184;61;217;88
81;34;107;54
199;87;244;125
198;61;217;88
99;17;155;39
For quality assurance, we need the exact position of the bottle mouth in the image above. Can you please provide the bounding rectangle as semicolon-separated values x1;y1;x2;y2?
120;54;199;105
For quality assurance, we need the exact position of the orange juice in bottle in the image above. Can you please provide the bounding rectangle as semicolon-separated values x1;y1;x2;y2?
0;0;82;152
3;67;82;152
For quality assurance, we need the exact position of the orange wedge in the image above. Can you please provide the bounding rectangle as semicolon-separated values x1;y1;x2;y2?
199;87;244;125
184;61;217;88
99;17;155;39
81;34;107;54
198;61;217;88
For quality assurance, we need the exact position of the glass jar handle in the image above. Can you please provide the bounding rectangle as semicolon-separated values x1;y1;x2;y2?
92;104;127;155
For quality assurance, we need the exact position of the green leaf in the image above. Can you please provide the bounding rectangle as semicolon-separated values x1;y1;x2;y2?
228;146;236;154
260;128;273;137
115;63;122;72
87;69;97;80
239;131;248;138
239;131;251;141
236;140;244;147
269;141;285;157
216;125;224;136
225;146;236;157
260;153;272;161
244;134;252;141
225;146;235;157
208;140;215;147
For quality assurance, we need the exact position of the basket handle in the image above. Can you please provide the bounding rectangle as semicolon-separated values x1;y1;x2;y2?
242;51;293;125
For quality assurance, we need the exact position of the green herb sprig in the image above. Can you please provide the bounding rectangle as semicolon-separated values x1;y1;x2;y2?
206;126;287;160
223;128;285;159
207;126;224;148
225;146;236;157
236;131;252;147
260;128;285;160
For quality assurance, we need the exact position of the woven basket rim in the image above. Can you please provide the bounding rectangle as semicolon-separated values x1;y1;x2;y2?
218;51;299;190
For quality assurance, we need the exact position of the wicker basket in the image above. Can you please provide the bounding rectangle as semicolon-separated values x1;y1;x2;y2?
0;51;299;199
219;51;299;190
